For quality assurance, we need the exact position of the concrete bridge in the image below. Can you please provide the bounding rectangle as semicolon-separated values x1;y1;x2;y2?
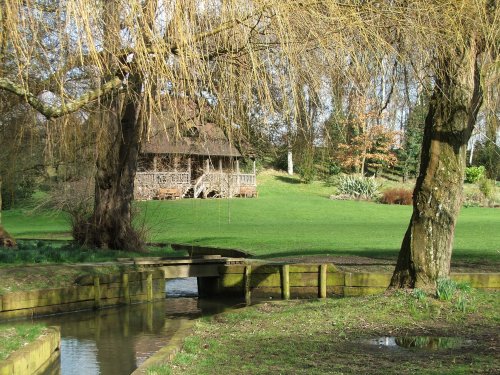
118;256;250;299
119;255;246;279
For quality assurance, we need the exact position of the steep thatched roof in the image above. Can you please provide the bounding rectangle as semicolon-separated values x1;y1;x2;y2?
142;123;241;157
141;99;241;157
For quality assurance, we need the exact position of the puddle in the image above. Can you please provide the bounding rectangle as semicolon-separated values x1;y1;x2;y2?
366;336;474;350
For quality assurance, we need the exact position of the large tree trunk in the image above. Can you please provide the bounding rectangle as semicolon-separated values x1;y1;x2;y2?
390;49;483;289
73;89;144;251
95;96;143;250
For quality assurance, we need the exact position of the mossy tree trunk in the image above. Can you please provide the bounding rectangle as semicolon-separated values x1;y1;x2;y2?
390;48;484;289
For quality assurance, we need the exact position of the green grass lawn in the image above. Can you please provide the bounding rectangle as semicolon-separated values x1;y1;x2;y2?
2;170;499;262
140;170;499;262
1;209;70;240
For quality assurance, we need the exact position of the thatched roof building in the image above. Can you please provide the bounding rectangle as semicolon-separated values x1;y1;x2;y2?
134;99;256;200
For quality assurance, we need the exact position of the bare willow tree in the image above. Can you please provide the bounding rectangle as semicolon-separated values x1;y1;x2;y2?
1;1;498;290
0;0;338;250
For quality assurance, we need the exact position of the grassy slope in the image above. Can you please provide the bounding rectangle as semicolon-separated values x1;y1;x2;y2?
141;170;499;262
2;170;499;262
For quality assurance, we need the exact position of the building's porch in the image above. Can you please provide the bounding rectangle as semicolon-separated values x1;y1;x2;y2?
134;155;257;200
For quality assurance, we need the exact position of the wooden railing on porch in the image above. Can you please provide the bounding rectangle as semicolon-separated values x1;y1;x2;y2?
134;171;256;200
134;172;191;200
136;171;190;186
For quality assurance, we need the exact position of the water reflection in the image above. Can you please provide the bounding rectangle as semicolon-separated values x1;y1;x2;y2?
60;339;99;374
32;278;240;374
40;300;179;374
367;336;472;350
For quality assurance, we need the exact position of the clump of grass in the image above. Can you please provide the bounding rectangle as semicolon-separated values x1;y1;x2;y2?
436;278;457;301
0;324;45;360
455;294;468;313
147;365;172;375
455;281;472;293
412;288;427;301
436;279;472;302
435;279;475;313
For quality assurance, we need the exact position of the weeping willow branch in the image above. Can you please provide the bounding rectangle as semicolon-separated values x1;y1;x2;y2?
0;76;123;119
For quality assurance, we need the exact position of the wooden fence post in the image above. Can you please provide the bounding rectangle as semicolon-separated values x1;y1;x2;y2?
122;273;130;304
281;265;290;300
319;264;327;298
244;265;252;305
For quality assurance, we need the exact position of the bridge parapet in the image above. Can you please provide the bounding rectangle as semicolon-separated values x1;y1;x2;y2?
118;256;247;279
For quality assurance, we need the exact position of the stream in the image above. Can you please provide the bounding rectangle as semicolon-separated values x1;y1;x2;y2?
7;278;241;375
